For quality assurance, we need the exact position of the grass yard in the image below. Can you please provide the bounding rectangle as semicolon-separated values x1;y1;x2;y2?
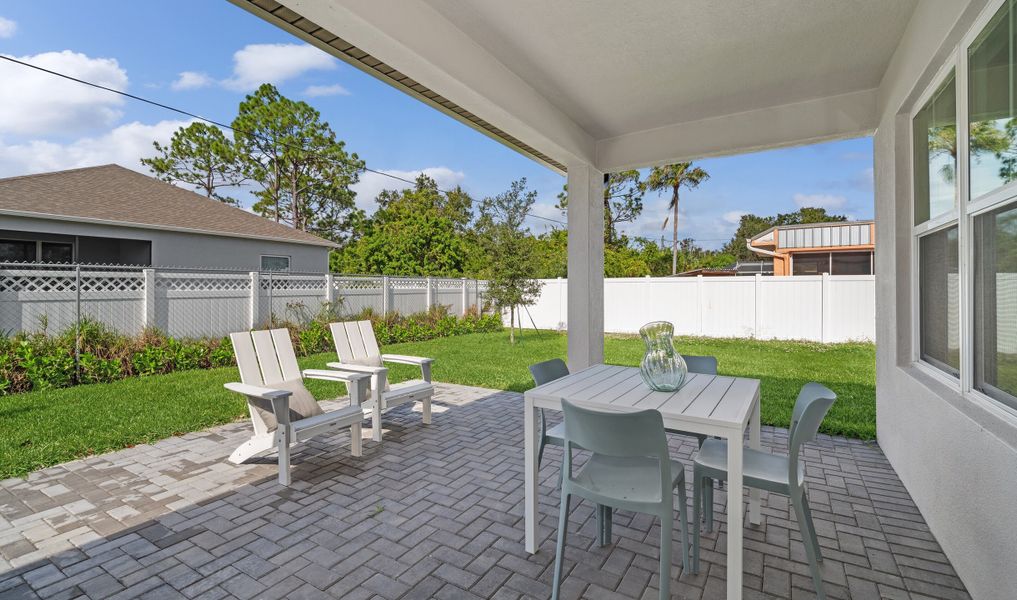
0;331;875;479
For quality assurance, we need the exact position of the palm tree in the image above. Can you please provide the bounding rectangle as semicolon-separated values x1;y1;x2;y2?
642;163;710;275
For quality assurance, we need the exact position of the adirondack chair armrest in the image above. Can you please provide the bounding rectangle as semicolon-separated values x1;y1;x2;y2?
303;369;369;406
302;369;369;384
381;354;434;366
381;354;434;383
325;362;387;375
224;382;293;401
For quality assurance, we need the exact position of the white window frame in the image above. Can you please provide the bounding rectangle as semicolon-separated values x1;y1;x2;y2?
910;0;1017;421
260;254;291;272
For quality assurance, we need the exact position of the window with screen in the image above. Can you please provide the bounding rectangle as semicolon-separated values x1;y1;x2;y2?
831;251;872;275
792;253;830;276
919;227;960;376
260;255;290;272
0;240;36;263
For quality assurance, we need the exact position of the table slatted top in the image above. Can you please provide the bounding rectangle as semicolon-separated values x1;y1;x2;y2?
525;363;759;432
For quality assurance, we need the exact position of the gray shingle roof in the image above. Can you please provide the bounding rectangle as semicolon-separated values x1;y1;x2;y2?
0;164;337;248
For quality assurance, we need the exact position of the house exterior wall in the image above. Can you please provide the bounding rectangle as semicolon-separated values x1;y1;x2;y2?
874;1;1017;598
0;215;330;272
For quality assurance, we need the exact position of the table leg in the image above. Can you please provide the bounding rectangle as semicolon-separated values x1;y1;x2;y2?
748;396;761;525
524;395;539;554
726;431;743;600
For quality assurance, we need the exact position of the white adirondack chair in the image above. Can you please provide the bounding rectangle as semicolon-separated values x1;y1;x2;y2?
328;321;434;442
225;328;370;485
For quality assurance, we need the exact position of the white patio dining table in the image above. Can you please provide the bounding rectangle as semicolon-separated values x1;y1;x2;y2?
523;363;762;600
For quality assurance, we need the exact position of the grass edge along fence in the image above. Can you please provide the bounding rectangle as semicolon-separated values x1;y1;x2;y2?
0;305;502;395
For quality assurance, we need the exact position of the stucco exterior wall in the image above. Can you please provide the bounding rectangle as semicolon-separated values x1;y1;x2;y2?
874;1;1017;598
0;215;330;272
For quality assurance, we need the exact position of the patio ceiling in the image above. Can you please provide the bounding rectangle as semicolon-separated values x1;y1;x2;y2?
231;0;918;172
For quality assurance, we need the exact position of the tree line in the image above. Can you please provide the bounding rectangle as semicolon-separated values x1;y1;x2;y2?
143;84;852;299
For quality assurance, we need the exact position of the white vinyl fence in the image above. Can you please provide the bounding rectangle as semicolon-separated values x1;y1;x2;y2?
520;274;877;343
0;263;486;339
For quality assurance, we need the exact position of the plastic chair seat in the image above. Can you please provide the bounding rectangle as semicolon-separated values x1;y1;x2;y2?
693;438;803;494
572;456;685;505
544;421;566;447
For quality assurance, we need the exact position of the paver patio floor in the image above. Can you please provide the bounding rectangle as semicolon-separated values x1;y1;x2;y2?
0;383;968;599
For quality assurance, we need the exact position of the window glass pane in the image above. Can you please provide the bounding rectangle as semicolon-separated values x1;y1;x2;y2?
914;72;957;224
0;240;36;263
40;242;72;263
260;255;290;272
969;0;1017;199
831;251;873;275
792;253;830;276
920;227;960;376
974;203;1017;409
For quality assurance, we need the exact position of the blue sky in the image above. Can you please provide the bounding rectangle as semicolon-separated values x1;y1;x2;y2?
0;1;873;250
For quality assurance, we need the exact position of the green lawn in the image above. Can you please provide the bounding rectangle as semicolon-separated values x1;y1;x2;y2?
0;331;875;479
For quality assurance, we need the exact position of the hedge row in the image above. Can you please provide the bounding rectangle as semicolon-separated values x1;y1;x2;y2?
0;306;502;395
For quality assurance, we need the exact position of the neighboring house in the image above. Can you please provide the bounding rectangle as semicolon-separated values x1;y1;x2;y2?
0;165;336;272
747;220;874;276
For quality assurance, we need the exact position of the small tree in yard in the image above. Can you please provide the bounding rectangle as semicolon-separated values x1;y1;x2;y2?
478;179;543;343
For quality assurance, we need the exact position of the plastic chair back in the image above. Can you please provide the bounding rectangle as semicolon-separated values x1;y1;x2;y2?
561;400;668;460
529;358;570;386
682;355;718;375
788;382;837;492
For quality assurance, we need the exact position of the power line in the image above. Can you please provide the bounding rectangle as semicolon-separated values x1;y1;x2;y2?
0;54;570;226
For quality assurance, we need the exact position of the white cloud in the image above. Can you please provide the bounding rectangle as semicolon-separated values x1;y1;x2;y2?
792;193;847;210
0;119;193;178
303;83;350;97
0;51;128;136
722;210;746;224
0;16;16;38
351;167;466;211
171;71;213;91
222;43;336;91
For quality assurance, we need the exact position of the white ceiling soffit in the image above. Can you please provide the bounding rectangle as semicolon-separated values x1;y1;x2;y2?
236;0;918;172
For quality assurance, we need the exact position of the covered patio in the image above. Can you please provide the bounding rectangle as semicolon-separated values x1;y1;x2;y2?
0;388;967;599
214;0;1015;597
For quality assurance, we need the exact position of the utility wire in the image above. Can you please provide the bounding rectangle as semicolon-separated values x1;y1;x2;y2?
0;54;571;225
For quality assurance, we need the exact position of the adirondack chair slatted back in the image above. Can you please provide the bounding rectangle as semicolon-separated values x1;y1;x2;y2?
331;321;381;363
230;328;321;436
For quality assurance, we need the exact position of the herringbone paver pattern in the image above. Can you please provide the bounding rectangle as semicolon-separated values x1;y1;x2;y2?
0;383;969;599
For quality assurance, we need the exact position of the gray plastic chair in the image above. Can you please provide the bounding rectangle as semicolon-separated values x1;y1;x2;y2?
692;382;837;599
527;358;570;466
665;354;719;446
551;400;690;600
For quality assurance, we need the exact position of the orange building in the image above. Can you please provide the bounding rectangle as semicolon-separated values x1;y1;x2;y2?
747;220;874;276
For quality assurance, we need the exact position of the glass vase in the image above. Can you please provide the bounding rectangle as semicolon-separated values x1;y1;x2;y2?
638;321;688;392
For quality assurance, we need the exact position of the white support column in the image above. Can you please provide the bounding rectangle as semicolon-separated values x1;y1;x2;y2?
754;273;763;338
461;277;468;315
696;274;704;336
249;271;260;329
566;161;605;369
426;276;434;310
143;268;156;329
325;273;335;304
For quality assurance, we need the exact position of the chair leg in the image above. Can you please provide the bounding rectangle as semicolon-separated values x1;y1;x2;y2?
799;493;822;563
692;473;702;574
704;478;714;533
792;496;826;600
372;402;383;442
422;396;431;425
551;492;571;600
538;437;547;468
659;506;673;600
350;422;362;457
676;481;691;572
597;504;613;547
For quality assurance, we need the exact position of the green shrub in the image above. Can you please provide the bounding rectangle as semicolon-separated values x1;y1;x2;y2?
131;345;172;377
0;304;499;395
